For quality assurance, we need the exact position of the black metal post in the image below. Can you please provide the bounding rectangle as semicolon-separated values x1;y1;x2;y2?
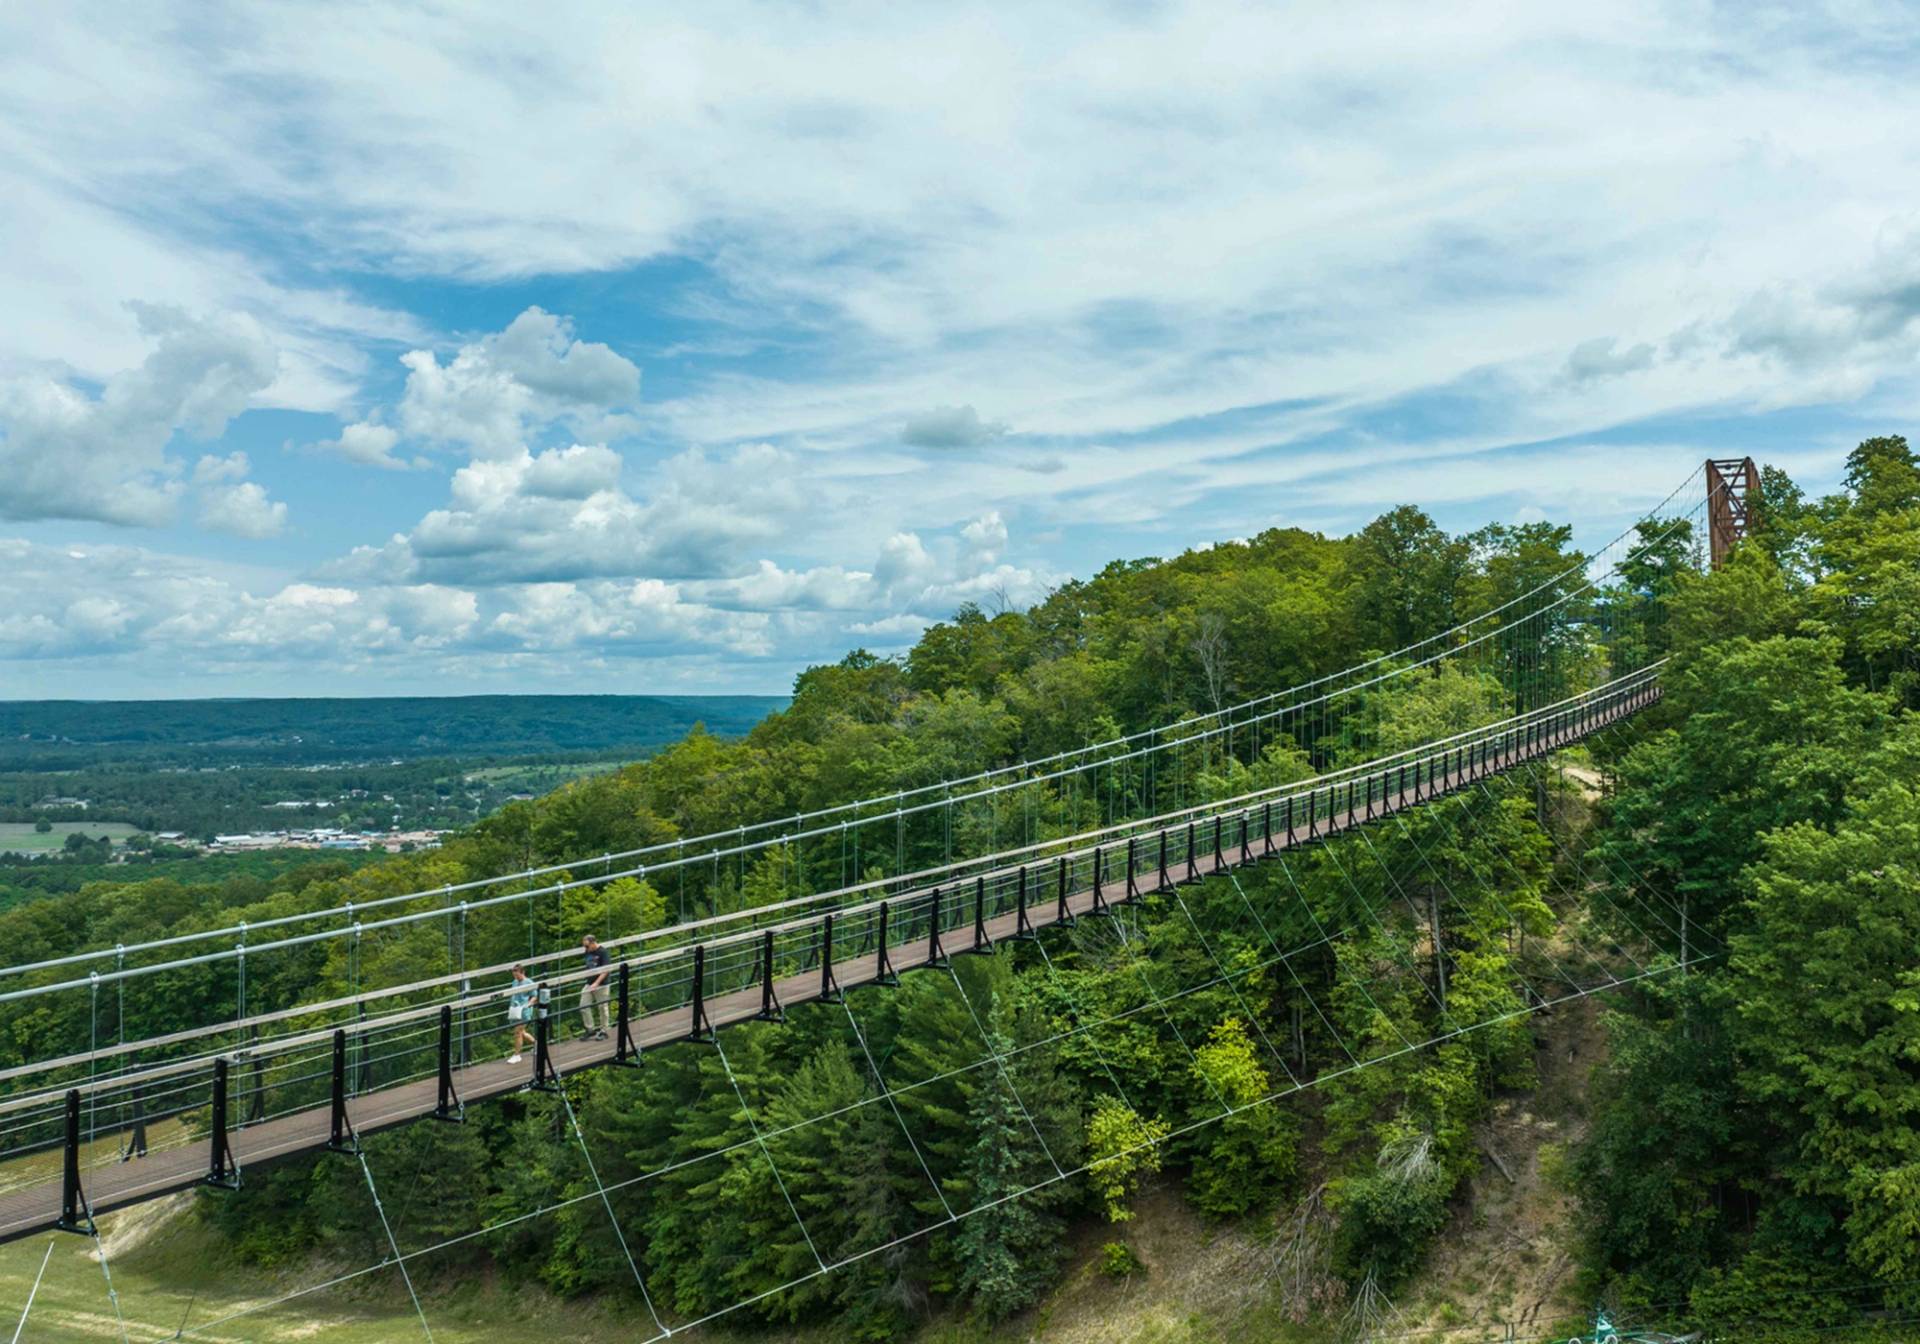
1015;866;1035;939
876;902;899;985
327;1028;357;1153
927;889;949;967
206;1058;239;1189
248;1025;266;1124
688;949;715;1040
1056;856;1073;926
1125;837;1139;901
1238;810;1250;863
1284;794;1294;846
821;914;843;1000
434;1004;465;1117
57;1088;88;1233
532;984;564;1086
972;876;993;953
1157;829;1172;891
121;1086;147;1162
1185;821;1199;882
756;929;783;1021
1212;816;1226;874
1091;847;1107;915
613;962;640;1066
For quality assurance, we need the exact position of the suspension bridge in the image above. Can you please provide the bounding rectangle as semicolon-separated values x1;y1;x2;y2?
0;460;1750;1339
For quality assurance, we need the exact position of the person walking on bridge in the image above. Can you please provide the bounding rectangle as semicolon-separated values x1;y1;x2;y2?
580;935;612;1040
506;964;536;1065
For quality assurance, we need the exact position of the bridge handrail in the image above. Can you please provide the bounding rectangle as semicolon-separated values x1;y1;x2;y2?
0;662;1666;1017
0;477;1712;987
0;667;1662;1116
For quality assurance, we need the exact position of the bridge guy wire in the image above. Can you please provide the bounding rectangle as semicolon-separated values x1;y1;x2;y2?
164;786;1477;1337
0;464;1717;1015
0;661;1666;1116
150;794;1480;1335
0;667;1658;1296
154;762;1687;1342
0;668;1659;1167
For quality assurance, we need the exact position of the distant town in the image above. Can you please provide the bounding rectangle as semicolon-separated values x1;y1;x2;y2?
202;827;451;853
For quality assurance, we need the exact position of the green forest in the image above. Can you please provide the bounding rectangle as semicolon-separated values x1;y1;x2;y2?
0;439;1915;1342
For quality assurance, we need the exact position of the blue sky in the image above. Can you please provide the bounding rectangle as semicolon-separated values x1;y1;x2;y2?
1;2;1916;698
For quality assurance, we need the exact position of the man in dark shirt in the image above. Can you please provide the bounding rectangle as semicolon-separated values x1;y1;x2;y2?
579;935;612;1040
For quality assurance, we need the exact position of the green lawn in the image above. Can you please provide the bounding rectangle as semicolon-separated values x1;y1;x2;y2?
0;822;139;855
0;1203;671;1343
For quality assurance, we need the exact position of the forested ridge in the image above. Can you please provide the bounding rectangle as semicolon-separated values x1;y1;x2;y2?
2;441;1916;1340
1577;437;1920;1325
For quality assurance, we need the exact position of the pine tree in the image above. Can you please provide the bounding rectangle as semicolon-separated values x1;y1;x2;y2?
955;1028;1069;1321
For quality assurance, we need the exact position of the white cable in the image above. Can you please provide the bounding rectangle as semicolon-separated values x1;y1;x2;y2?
357;1151;435;1343
8;1240;54;1344
0;477;1715;991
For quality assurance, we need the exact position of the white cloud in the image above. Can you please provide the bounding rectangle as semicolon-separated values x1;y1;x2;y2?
4;6;1918;693
187;450;287;538
847;612;932;638
960;510;1007;563
396;307;640;460
521;442;623;498
0;305;277;526
315;420;417;470
199;480;288;538
0;538;773;673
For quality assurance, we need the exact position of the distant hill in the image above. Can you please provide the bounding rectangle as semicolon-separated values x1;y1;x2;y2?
0;695;788;767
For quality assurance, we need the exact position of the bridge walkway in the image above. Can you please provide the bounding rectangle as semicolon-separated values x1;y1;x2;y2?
0;679;1656;1243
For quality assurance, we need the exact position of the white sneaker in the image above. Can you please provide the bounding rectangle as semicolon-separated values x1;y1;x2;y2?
508;1053;522;1064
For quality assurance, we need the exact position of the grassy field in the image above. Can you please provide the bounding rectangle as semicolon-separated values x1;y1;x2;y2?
0;1202;659;1343
0;1183;1339;1344
0;822;138;854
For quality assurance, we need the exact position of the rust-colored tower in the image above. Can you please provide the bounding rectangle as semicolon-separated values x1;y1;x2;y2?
1705;457;1760;569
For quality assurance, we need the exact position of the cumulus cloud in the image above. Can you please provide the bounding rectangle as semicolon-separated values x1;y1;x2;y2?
0;305;277;526
0;538;773;669
18;10;1919;693
960;510;1008;563
314;420;417;470
902;405;1010;449
199;480;288;538
323;440;803;586
187;452;288;538
521;442;623;498
396;307;640;460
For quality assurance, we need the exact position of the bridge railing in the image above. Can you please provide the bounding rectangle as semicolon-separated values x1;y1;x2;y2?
0;666;1662;1227
0;477;1716;1044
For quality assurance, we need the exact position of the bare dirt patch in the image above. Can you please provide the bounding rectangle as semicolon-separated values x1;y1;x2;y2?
1395;994;1606;1340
